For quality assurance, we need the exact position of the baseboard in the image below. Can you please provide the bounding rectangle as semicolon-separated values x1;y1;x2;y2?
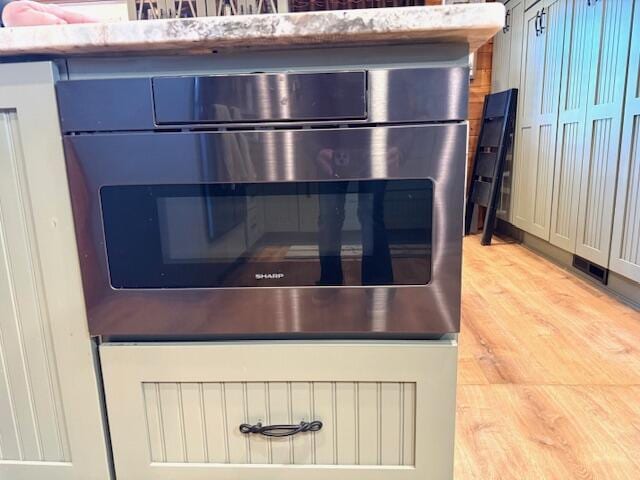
495;220;640;309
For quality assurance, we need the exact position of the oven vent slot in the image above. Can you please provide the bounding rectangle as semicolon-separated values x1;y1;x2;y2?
572;255;609;285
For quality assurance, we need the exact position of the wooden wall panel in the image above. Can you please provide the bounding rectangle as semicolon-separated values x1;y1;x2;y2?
422;0;495;181
468;39;494;182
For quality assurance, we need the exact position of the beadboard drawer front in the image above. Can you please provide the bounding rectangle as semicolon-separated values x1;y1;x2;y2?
141;381;416;466
100;341;457;480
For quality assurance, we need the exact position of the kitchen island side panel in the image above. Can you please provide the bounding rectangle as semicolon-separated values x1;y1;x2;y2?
0;62;111;480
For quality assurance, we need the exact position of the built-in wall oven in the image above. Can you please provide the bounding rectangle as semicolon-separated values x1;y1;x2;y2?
57;67;468;338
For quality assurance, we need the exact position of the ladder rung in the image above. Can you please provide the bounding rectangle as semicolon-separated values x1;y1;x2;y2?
471;180;492;206
475;151;498;178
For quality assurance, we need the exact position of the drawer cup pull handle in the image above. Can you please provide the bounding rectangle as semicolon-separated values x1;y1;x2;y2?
239;420;323;437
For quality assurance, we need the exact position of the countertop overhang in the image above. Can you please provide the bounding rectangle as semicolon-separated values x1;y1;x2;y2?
0;4;504;58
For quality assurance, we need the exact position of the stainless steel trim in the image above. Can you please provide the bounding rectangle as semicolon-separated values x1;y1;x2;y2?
64;123;466;337
153;71;367;124
56;67;468;132
368;67;469;123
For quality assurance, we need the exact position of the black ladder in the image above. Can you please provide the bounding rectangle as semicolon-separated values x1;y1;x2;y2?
464;89;518;245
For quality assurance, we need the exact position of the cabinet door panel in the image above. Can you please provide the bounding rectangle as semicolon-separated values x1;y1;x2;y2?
0;62;111;480
491;25;509;93
530;122;556;237
512;8;541;231
100;341;458;480
610;5;640;282
539;0;565;119
513;0;566;239
508;0;525;90
550;121;582;247
513;126;536;228
498;0;525;222
550;0;593;250
576;0;634;266
519;9;542;123
529;0;566;240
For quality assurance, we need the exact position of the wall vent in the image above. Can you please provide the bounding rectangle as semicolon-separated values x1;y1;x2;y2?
572;255;609;285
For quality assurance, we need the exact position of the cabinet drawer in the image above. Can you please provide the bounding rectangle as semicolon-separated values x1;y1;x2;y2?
100;341;457;480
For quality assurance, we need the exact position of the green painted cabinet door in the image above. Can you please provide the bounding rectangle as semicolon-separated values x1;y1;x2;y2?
512;6;543;232
575;0;634;267
609;4;640;283
506;0;525;91
496;0;525;222
0;62;111;480
549;0;595;252
512;0;566;240
491;6;512;93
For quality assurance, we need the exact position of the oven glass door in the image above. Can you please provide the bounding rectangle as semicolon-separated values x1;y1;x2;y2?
101;179;433;289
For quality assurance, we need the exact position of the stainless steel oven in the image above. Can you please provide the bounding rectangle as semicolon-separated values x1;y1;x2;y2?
57;67;468;338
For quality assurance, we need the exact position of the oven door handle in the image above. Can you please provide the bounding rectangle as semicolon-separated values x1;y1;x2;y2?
239;420;323;437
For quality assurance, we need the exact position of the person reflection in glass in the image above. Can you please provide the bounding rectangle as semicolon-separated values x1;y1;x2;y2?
316;147;396;286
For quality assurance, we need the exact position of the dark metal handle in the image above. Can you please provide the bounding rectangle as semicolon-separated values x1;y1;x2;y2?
539;8;546;35
535;11;541;36
239;421;323;437
503;10;511;33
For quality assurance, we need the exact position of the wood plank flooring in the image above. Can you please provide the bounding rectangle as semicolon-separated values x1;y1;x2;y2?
456;235;640;479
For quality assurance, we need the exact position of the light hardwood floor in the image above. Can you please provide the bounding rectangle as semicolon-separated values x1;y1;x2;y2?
455;235;640;479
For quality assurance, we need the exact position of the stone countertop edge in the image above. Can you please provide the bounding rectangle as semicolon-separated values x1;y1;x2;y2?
0;4;505;58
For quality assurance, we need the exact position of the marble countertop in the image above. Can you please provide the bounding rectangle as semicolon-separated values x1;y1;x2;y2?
0;4;504;58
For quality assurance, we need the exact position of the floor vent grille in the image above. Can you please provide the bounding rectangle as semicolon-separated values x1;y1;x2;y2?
572;255;609;285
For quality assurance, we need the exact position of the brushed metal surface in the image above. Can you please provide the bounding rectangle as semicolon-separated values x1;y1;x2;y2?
56;77;155;132
153;71;367;124
368;67;469;123
64;123;466;337
56;67;468;132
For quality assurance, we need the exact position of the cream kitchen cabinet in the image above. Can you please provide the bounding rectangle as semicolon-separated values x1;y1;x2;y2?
574;0;634;266
511;0;566;240
548;0;593;251
490;7;510;93
491;0;525;94
100;340;458;480
609;5;640;283
549;0;633;259
0;62;111;480
506;0;640;286
492;0;525;222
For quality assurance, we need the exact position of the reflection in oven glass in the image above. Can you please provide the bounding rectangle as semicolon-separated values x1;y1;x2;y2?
101;180;433;289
